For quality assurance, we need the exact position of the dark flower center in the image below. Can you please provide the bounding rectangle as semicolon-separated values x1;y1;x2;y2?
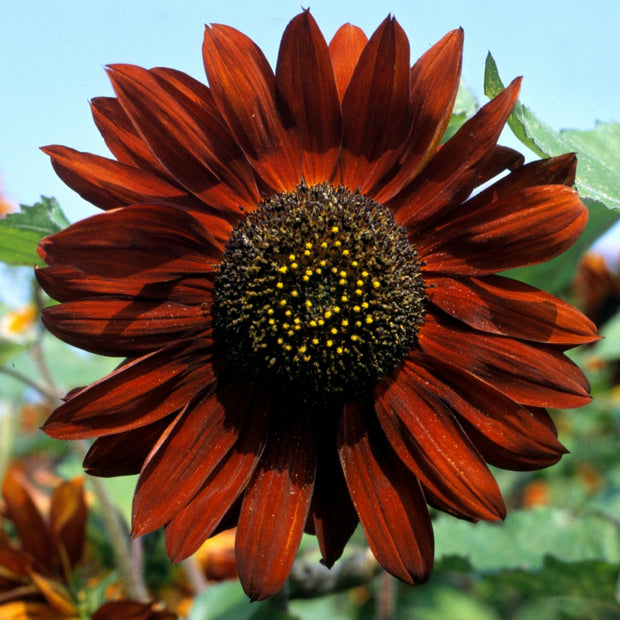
213;183;426;405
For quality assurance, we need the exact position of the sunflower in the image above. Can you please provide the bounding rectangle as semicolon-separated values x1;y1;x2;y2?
36;11;597;601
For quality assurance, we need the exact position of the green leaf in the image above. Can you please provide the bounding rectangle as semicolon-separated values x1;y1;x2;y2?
588;310;620;361
478;557;620;620
0;197;69;266
188;581;299;620
484;53;620;211
434;507;620;571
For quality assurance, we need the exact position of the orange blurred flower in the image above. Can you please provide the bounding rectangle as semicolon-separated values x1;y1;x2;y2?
0;467;86;618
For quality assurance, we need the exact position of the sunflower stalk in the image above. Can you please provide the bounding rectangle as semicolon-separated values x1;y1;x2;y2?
74;440;150;603
287;548;381;599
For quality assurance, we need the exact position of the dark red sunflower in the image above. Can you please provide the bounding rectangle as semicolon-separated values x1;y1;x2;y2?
36;11;597;600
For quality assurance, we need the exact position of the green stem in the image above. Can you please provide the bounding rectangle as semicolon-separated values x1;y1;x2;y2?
73;440;149;602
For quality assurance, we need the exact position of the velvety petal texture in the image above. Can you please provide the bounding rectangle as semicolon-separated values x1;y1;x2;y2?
36;11;596;601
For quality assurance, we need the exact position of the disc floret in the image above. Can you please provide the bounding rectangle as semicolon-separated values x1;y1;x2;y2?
214;183;426;404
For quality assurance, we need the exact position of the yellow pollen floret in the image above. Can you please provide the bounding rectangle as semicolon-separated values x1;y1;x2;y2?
289;254;296;261
353;305;361;313
291;290;298;297
342;249;349;256
351;334;359;341
321;242;328;249
291;262;298;269
336;347;343;354
339;279;346;285
331;327;338;335
373;280;381;288
355;289;363;296
276;282;284;289
361;301;369;309
335;240;341;247
342;319;349;327
278;266;288;274
365;316;374;324
287;330;294;337
305;242;312;249
319;260;326;267
324;310;332;319
333;306;341;313
341;295;349;302
327;339;334;347
339;271;347;278
306;300;313;308
299;345;307;354
361;271;369;278
331;226;339;233
309;319;317;327
351;260;358;267
356;280;364;287
280;299;287;306
312;338;319;345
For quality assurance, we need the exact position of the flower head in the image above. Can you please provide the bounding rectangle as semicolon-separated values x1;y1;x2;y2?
36;11;597;600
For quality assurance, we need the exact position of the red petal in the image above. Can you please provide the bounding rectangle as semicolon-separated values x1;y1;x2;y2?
404;353;568;471
426;274;598;345
391;78;521;230
41;341;215;439
164;394;269;561
474;145;525;187
373;29;463;202
132;372;255;536
36;267;213;304
374;361;505;522
417;311;592;408
106;64;260;214
37;204;221;280
420;185;588;275
339;16;412;192
83;415;174;477
41;145;201;212
90;96;171;176
463;152;579;212
338;400;434;584
276;11;341;185
202;23;302;192
235;408;315;600
328;24;367;102
309;411;358;568
41;297;210;357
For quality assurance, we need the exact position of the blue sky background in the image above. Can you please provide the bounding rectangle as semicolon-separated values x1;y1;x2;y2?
1;0;618;222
